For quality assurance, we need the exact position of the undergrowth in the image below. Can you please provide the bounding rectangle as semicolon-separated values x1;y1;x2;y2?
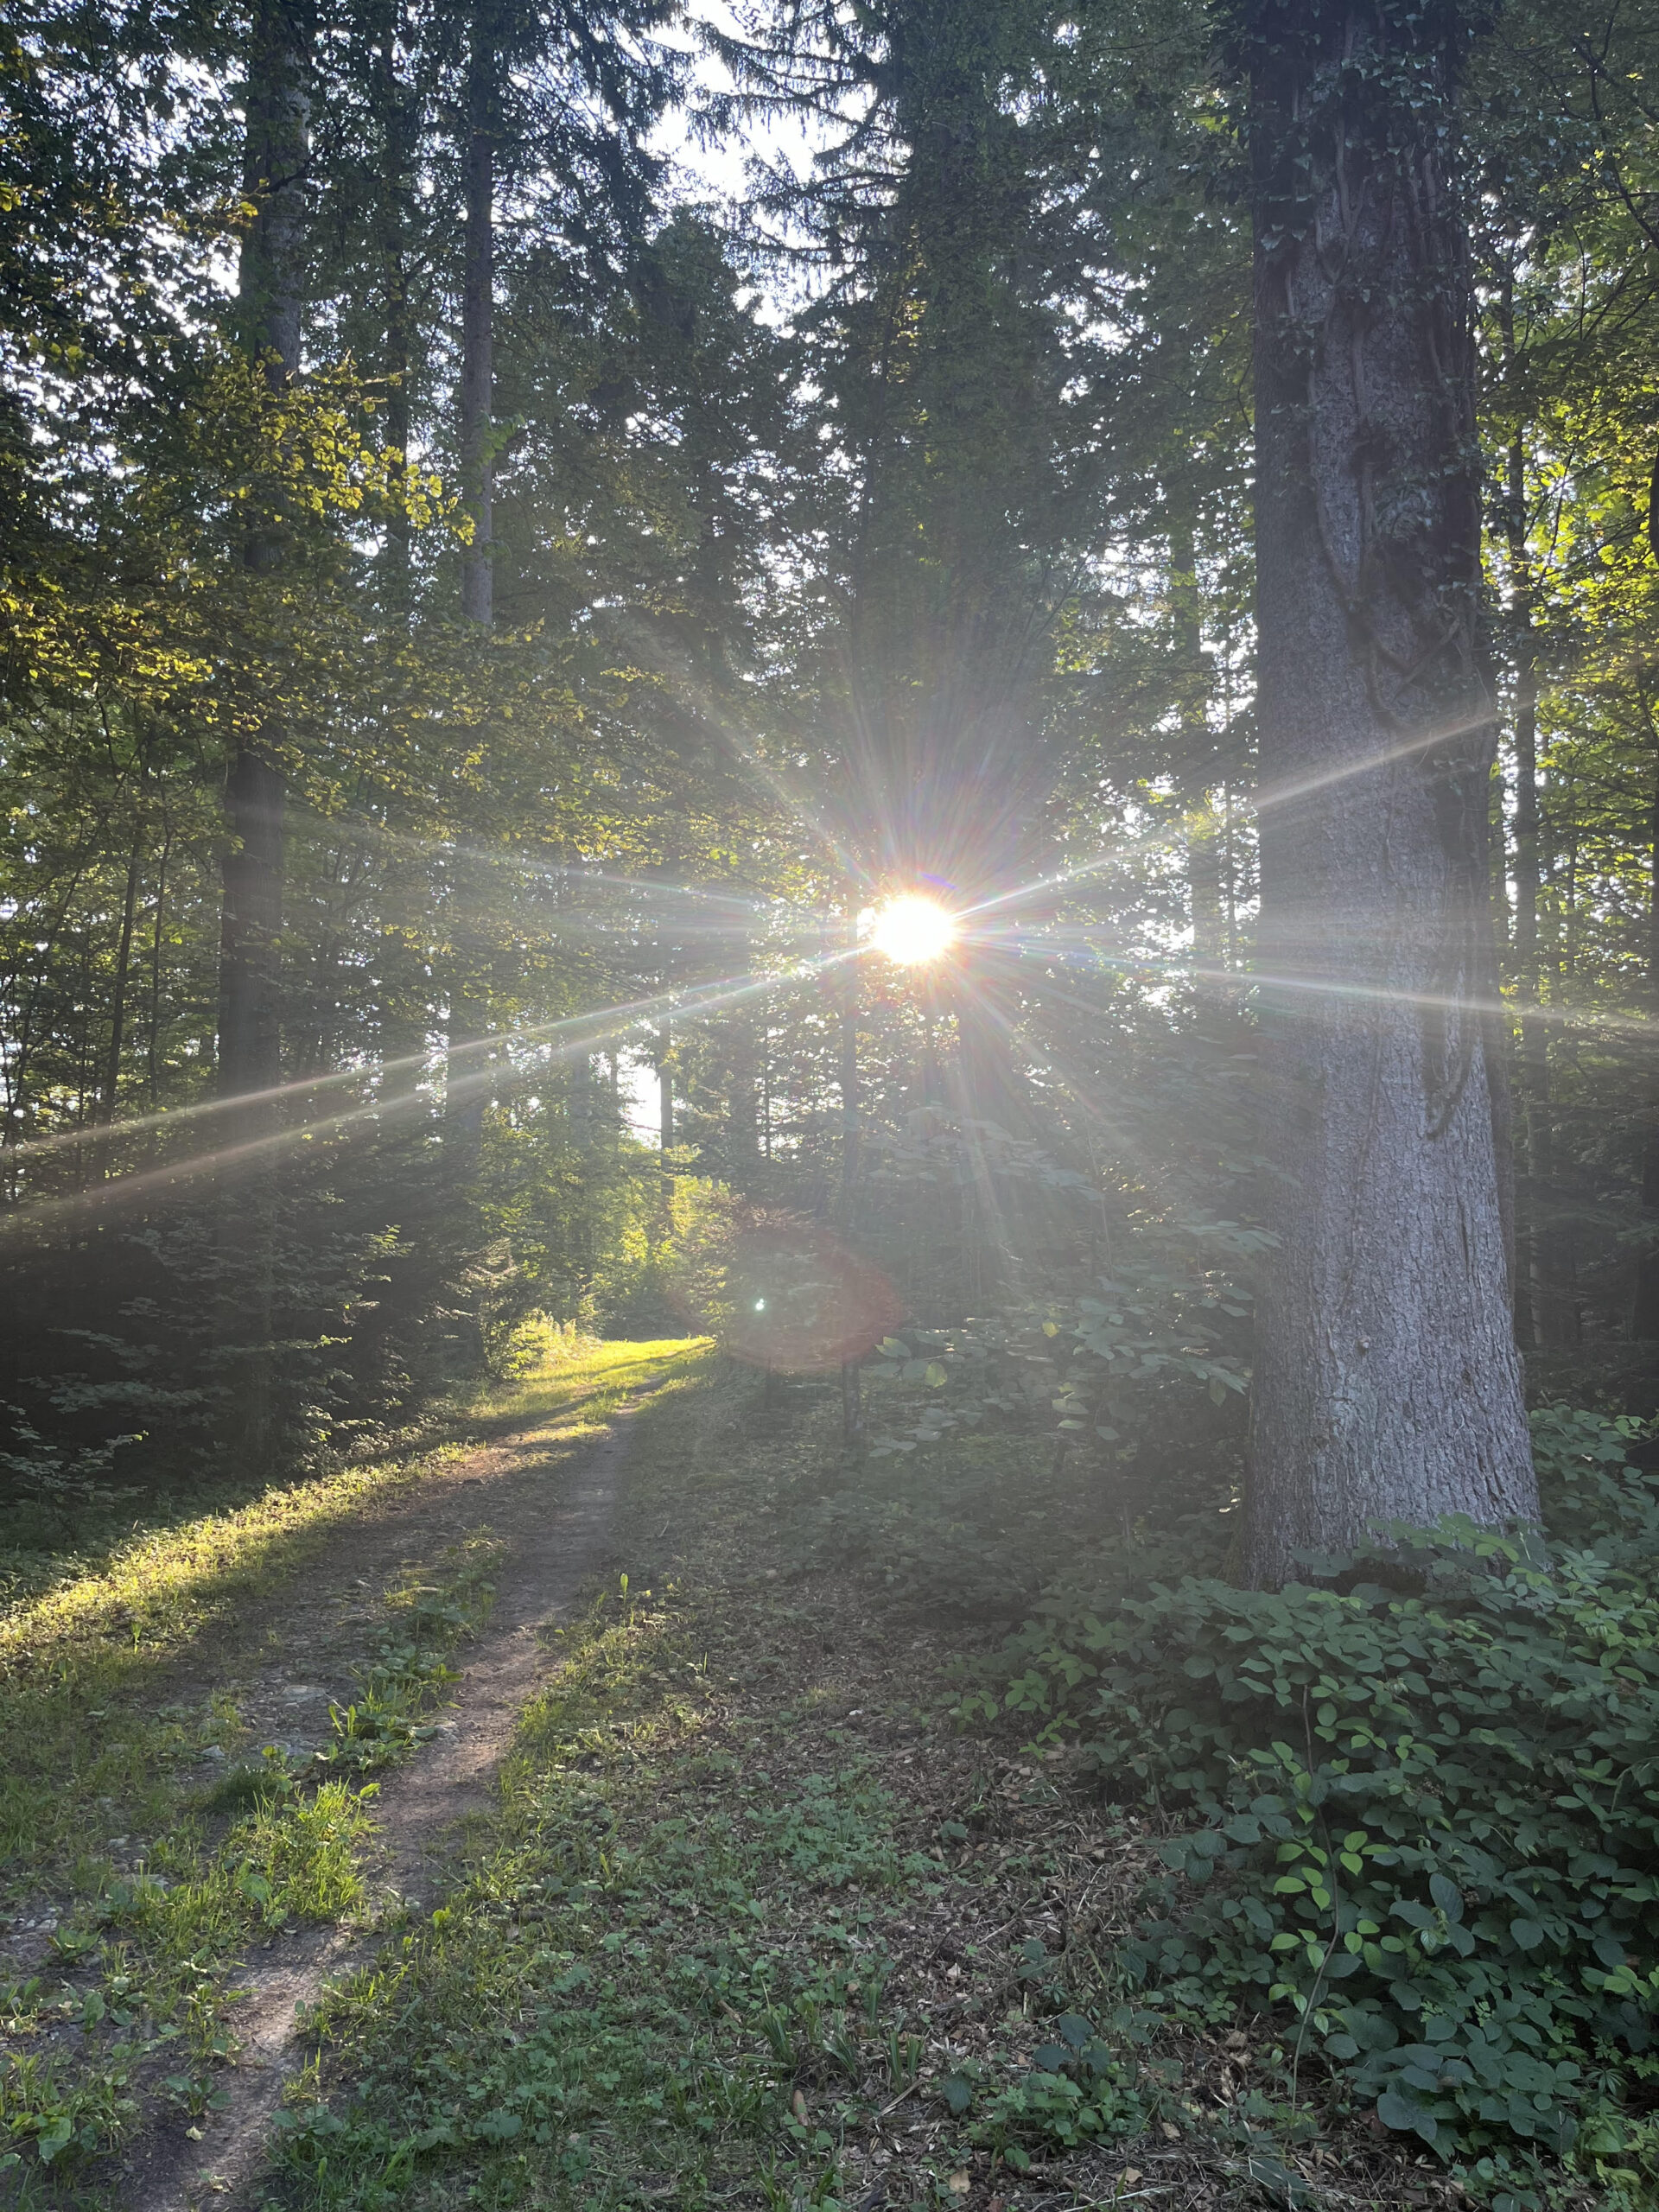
270;1565;1174;2212
266;1363;1175;2211
962;1405;1659;2204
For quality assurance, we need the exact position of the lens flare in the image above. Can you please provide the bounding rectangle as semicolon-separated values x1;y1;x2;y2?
869;893;957;967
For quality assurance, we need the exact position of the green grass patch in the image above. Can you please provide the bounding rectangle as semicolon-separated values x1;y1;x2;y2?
1;1341;686;2190
0;1341;687;1897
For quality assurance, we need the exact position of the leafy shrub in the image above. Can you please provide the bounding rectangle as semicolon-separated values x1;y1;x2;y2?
1529;1404;1659;1559
0;1407;141;1542
955;2011;1148;2170
969;1446;1659;2168
858;1216;1261;1467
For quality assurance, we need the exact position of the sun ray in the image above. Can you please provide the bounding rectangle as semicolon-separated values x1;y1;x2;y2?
0;954;848;1234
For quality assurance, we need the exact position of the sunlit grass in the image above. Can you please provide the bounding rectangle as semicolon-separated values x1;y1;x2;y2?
272;1368;949;2212
0;1338;705;2188
471;1337;710;1441
0;1340;702;1897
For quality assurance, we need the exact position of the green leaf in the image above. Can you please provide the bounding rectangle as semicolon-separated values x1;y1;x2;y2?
1376;2089;1423;2135
939;2071;975;2115
1427;1872;1463;1922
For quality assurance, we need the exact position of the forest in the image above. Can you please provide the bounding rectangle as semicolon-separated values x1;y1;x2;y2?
5;0;1659;2204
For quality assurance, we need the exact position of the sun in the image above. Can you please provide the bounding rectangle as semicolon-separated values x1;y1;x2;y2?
868;893;957;967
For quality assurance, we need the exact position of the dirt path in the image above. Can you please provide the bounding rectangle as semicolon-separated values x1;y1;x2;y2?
117;1373;664;2212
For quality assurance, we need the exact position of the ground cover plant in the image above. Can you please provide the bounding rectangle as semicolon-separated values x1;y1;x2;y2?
251;1352;1559;2212
4;1343;1653;2212
962;1408;1659;2202
264;1353;1192;2212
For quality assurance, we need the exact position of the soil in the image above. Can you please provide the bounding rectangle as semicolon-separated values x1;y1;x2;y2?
114;1370;667;2212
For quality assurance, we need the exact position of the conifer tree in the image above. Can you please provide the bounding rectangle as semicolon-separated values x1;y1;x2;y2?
1230;0;1539;1583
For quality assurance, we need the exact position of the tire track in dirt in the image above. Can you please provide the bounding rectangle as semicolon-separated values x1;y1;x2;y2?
118;1374;666;2212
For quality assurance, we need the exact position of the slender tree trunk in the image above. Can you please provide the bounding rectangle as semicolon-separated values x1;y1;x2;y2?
657;1020;675;1152
1172;508;1224;1023
1633;753;1659;1341
100;842;141;1129
839;911;860;1205
1504;427;1554;1352
459;0;495;627
220;0;305;1108
442;0;497;1240
761;1024;772;1161
728;1012;760;1181
216;0;308;1465
569;1052;594;1149
1240;0;1537;1585
373;0;416;620
147;823;171;1107
839;909;862;1440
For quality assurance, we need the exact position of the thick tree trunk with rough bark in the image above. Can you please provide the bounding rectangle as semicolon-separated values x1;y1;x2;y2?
1239;0;1538;1586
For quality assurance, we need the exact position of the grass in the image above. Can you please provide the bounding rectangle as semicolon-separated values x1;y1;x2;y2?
261;1360;1214;2212
0;1339;690;1897
266;1355;1520;2212
2;1340;1511;2209
0;1338;689;2195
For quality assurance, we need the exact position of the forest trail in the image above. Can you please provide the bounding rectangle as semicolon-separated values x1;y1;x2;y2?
3;1346;1484;2212
115;1352;676;2212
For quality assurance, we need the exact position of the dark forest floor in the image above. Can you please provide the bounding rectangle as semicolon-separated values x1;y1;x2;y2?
0;1346;1526;2212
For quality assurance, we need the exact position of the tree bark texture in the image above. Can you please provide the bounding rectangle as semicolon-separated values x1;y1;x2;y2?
459;0;495;627
219;0;308;1115
1240;0;1538;1585
372;0;416;619
216;0;308;1466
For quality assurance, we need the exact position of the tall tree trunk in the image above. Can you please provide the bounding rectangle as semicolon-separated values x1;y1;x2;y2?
101;842;141;1121
1632;755;1659;1342
1239;0;1537;1586
728;1010;760;1182
1171;508;1225;1025
443;0;496;1226
146;821;171;1108
657;1020;675;1152
373;0;416;620
1503;426;1554;1353
459;0;495;627
218;0;308;1465
569;1052;595;1149
839;910;862;1441
839;921;860;1209
220;0;307;1114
